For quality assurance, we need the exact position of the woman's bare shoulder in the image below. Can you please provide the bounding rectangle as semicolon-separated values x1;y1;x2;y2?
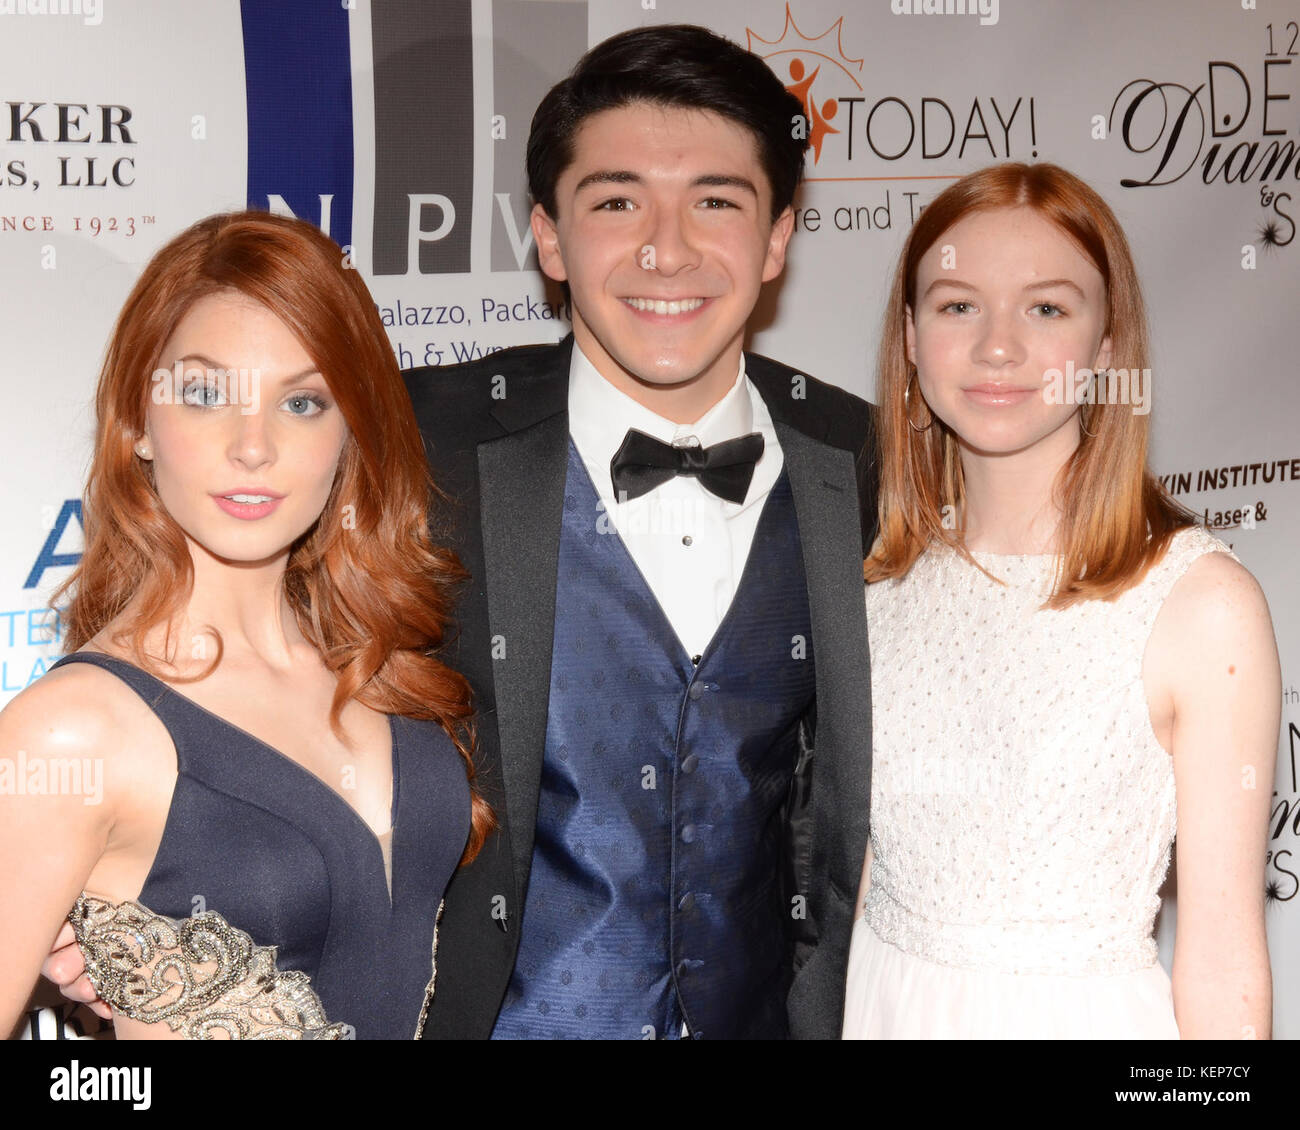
0;645;167;773
1160;548;1271;641
1145;544;1278;721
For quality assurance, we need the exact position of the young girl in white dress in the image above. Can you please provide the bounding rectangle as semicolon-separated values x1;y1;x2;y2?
843;162;1280;1039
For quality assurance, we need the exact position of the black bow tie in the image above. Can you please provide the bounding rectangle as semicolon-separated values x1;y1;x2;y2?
609;428;765;504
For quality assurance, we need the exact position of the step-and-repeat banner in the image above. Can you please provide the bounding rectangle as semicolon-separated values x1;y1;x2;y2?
2;0;1296;1039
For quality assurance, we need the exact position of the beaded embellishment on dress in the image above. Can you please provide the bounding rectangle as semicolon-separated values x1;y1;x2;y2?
860;524;1238;977
68;893;351;1039
412;898;445;1040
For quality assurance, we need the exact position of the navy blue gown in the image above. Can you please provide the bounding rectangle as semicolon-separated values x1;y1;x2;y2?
51;651;471;1040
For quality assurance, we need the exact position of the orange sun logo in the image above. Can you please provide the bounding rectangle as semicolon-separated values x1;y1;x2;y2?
747;4;865;164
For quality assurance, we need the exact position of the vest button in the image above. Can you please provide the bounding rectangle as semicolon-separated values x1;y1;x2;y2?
680;754;699;774
678;891;695;911
687;682;704;700
680;824;697;843
682;535;693;546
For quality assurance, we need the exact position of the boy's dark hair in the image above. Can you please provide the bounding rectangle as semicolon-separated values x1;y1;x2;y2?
526;24;809;222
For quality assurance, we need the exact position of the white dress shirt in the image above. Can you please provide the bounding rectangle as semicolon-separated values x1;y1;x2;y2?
567;341;784;661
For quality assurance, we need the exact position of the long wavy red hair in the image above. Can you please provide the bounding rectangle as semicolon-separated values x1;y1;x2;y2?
864;162;1197;606
51;210;493;863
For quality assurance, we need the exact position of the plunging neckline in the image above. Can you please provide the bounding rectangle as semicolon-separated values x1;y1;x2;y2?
160;683;400;843
73;650;401;902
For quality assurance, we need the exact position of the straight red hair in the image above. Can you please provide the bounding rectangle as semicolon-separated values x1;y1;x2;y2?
51;210;494;863
864;162;1197;606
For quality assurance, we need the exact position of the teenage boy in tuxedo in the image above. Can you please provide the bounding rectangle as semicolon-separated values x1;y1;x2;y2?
414;24;877;1039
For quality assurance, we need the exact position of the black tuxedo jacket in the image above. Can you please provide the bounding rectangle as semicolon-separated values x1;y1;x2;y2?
405;334;877;1039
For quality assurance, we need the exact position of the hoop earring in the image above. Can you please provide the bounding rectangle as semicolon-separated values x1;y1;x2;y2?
904;367;933;433
1079;404;1098;439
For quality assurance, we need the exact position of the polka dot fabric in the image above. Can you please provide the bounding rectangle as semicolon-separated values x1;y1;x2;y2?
843;525;1236;1039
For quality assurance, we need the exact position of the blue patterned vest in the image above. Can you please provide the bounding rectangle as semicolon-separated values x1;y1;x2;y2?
491;438;815;1039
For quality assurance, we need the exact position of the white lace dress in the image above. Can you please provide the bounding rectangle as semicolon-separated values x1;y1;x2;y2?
842;525;1235;1039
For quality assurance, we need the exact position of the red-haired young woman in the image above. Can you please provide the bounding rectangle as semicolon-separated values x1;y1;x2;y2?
0;211;491;1039
842;163;1279;1039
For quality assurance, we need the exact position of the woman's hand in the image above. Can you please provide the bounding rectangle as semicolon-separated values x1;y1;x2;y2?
41;920;111;1022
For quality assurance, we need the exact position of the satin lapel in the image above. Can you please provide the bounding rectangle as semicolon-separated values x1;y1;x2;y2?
773;422;873;882
476;412;569;899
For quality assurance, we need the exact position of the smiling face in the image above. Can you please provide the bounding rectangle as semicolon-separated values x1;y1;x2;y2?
531;101;794;421
137;290;348;568
906;205;1113;460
